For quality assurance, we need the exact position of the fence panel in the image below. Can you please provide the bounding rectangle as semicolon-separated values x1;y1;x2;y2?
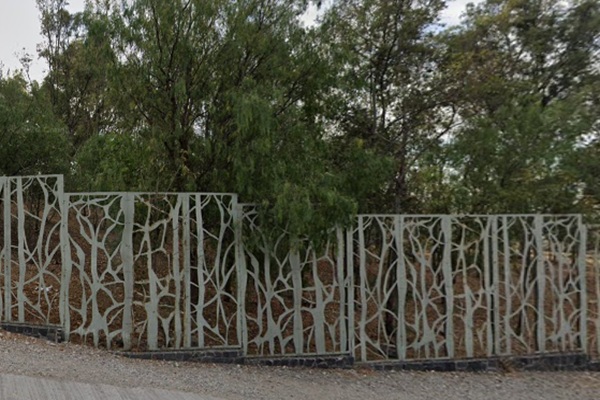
590;225;600;359
64;193;133;349
540;216;586;353
352;215;454;362
64;192;239;351
353;214;587;362
494;215;585;355
0;174;595;362
131;193;239;351
0;175;64;325
241;206;349;356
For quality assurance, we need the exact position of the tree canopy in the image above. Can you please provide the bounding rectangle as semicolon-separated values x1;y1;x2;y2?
1;0;598;234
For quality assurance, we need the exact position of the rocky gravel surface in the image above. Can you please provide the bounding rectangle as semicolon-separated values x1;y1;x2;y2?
1;329;599;400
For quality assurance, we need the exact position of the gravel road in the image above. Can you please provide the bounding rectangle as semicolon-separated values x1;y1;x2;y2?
1;329;599;400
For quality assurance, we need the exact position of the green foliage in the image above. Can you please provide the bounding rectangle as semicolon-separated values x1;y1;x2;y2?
442;0;600;217
0;0;597;241
319;0;454;213
0;72;69;176
71;131;156;191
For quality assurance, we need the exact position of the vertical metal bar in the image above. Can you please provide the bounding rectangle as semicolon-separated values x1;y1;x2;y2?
578;218;587;353
336;227;347;353
59;183;72;341
543;219;564;351
534;215;546;353
263;242;275;355
490;217;501;356
312;249;325;354
121;193;135;351
346;224;355;359
555;221;565;352
395;216;407;360
2;177;10;321
172;196;182;349
290;247;304;354
145;197;159;351
357;216;368;362
234;201;248;354
195;195;206;348
462;219;474;358
594;227;600;357
502;216;511;355
16;177;26;322
442;216;454;358
182;195;191;348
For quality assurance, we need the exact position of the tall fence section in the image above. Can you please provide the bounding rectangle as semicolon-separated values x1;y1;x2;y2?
0;175;598;365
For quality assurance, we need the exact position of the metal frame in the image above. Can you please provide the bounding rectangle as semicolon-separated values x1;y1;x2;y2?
64;191;239;350
240;205;350;356
0;175;64;325
351;214;588;361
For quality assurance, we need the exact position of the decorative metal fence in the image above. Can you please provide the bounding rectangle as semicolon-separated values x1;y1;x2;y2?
590;225;600;358
0;175;598;364
63;192;240;351
240;206;351;357
0;175;65;325
350;215;587;362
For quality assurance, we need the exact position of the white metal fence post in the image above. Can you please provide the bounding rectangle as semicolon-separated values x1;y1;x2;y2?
121;193;135;351
578;219;587;353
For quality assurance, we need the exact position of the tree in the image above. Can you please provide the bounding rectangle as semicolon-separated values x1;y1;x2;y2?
442;0;600;214
319;0;456;213
0;71;69;176
37;0;118;153
52;0;384;239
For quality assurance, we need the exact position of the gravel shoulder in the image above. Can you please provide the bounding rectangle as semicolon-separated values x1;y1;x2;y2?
1;330;599;400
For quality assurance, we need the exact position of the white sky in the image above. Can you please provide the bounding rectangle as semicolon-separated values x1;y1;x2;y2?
0;0;480;82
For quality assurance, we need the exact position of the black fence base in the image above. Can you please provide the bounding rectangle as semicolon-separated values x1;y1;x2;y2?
117;350;354;369
364;353;592;372
119;348;244;364
244;354;354;369
1;323;65;343
2;326;595;373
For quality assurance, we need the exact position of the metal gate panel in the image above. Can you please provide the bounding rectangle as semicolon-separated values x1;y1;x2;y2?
240;206;350;356
130;192;239;351
64;193;133;349
352;214;587;362
0;175;64;325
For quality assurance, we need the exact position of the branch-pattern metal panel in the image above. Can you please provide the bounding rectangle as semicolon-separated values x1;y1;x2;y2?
494;216;586;355
131;193;239;350
352;215;587;362
590;225;600;358
241;206;350;356
64;192;239;351
351;215;454;361
1;175;64;325
64;193;132;349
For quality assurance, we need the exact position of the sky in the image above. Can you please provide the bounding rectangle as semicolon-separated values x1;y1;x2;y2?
0;0;480;83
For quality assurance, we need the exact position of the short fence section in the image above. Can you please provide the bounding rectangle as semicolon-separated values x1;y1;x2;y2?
0;175;64;325
351;215;587;362
64;192;240;351
240;206;351;357
0;175;597;364
590;225;600;358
